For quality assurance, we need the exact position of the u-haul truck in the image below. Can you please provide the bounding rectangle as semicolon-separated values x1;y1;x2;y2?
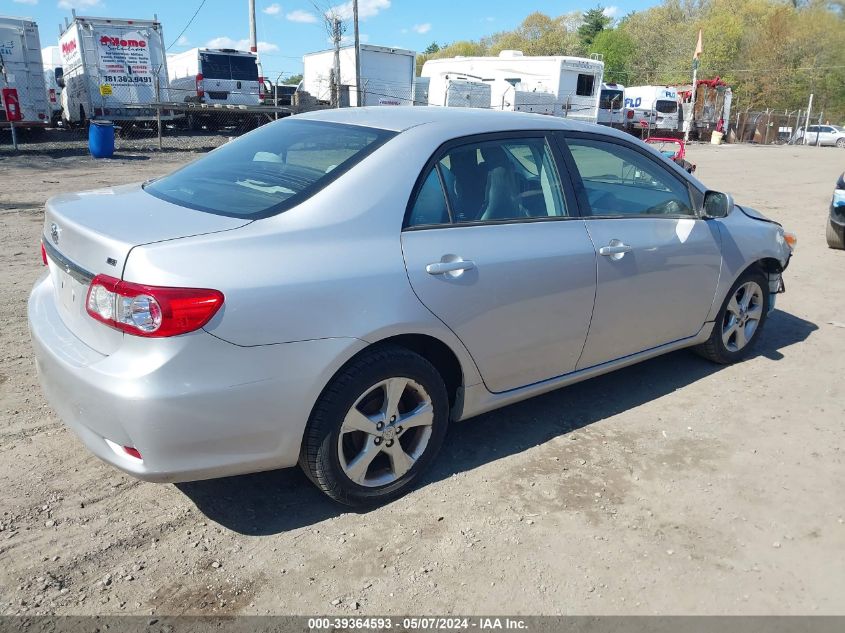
58;13;173;125
0;15;50;130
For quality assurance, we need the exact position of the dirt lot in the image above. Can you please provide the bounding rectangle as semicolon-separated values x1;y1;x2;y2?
0;143;843;616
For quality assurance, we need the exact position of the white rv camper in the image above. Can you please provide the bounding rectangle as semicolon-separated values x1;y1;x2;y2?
0;16;50;130
58;13;172;125
302;44;416;106
623;85;680;133
421;50;604;122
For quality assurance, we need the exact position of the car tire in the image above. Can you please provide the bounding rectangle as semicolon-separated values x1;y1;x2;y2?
694;268;770;364
837;138;845;149
299;345;450;507
827;217;845;250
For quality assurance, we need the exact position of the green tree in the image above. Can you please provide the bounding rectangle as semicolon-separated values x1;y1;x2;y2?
283;73;303;85
578;6;613;48
424;42;441;55
589;29;635;84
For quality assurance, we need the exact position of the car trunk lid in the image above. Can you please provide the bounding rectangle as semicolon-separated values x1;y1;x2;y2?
43;183;250;355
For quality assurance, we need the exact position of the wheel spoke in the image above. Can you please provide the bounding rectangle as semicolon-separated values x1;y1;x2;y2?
727;295;741;317
345;442;381;484
722;321;738;347
341;408;379;435
735;323;749;349
382;377;408;421
385;442;414;478
399;402;434;430
746;304;763;320
740;285;755;310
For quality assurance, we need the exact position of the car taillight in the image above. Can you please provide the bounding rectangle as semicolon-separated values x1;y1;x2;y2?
85;274;223;338
626;109;634;119
41;242;48;266
196;73;204;98
259;76;265;100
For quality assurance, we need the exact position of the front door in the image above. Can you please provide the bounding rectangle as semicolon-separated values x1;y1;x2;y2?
560;134;722;370
401;133;597;393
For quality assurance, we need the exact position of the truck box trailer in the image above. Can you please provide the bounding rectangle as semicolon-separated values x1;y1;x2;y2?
302;44;416;106
421;50;604;122
58;13;173;125
0;15;49;129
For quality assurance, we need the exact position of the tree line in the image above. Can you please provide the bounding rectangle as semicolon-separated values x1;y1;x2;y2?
418;0;845;121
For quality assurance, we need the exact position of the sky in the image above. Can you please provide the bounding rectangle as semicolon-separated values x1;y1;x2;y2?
3;0;651;80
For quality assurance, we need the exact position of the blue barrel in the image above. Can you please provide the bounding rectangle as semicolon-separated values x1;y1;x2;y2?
88;120;115;158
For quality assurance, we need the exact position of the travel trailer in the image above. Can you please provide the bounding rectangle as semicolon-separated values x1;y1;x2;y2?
421;50;605;122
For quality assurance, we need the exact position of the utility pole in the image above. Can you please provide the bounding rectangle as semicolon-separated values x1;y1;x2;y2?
353;0;361;106
802;93;813;146
332;17;342;108
248;0;257;53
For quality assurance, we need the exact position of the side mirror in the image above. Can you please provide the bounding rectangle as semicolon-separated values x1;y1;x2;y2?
702;190;733;219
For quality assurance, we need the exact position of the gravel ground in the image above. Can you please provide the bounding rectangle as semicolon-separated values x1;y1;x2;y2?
0;143;843;616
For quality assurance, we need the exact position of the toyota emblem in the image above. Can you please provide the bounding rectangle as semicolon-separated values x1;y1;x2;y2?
50;223;60;245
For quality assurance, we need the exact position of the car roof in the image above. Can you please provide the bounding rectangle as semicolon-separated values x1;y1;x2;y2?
294;106;604;135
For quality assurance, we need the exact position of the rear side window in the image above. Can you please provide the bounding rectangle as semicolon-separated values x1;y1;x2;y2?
200;54;258;81
576;74;595;97
406;136;567;227
566;138;694;217
230;56;259;81
144;120;395;219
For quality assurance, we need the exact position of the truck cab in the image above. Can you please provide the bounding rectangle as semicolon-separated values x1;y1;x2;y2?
597;82;625;127
624;85;680;133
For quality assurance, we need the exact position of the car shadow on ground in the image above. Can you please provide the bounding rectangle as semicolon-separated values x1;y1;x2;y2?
177;309;816;535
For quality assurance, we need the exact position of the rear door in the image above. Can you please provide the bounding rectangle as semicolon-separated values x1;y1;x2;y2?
200;52;259;105
401;132;597;393
558;132;722;370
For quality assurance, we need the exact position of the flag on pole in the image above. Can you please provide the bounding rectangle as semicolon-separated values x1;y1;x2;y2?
693;29;703;69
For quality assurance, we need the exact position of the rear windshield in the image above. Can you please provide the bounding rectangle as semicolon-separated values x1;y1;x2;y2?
656;99;678;114
599;89;623;109
143;119;395;219
200;53;259;81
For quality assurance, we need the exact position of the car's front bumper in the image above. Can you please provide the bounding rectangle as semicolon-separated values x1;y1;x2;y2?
28;273;366;483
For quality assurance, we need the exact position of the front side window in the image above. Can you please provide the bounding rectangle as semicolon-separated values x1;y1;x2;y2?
144;119;394;218
599;89;623;109
429;137;567;224
566;138;694;217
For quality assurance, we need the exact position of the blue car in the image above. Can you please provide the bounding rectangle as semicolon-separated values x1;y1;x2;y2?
828;172;845;249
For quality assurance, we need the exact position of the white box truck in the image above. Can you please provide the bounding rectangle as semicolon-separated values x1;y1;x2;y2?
421;50;604;122
58;13;172;126
0;15;50;131
623;85;680;133
302;44;416;106
41;45;63;125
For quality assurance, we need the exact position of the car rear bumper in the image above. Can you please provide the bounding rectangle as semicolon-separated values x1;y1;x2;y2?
28;273;366;483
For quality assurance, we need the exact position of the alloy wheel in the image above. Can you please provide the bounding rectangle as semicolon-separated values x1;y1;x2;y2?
722;281;764;352
337;377;434;487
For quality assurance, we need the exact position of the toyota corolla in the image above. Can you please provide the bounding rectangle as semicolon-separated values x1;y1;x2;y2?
29;107;795;506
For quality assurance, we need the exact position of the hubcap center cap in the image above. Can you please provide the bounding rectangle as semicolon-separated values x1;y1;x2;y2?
383;426;397;441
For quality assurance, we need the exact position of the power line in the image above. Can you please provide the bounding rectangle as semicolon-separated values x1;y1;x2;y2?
167;0;208;51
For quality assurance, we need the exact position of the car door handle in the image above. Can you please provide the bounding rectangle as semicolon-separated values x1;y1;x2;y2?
426;259;476;275
599;243;633;256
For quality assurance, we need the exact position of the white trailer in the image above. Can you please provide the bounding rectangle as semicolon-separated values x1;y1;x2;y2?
302;44;416;106
421;50;604;122
58;13;172;125
623;85;680;133
597;81;625;127
41;45;62;124
0;15;49;129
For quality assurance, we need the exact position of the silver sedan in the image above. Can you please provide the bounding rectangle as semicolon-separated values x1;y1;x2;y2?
29;107;795;506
